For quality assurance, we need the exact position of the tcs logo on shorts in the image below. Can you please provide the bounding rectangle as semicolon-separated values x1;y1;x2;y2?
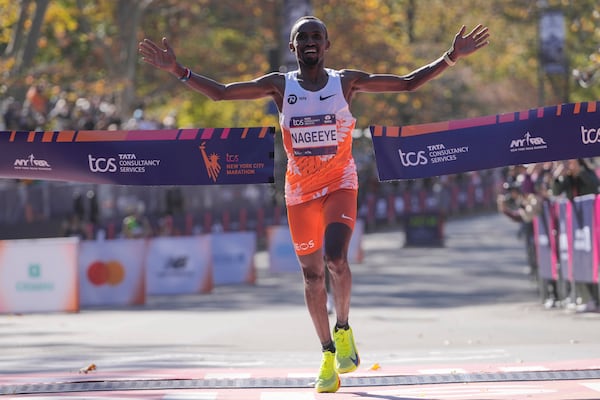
87;260;125;286
294;239;315;252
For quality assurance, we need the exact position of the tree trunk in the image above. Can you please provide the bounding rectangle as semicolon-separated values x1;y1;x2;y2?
4;0;32;58
19;0;50;74
116;0;154;117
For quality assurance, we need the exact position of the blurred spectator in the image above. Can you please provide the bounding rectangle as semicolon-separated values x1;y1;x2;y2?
73;191;85;221
497;176;542;278
165;187;184;215
2;97;23;130
48;91;74;130
60;213;91;240
157;214;179;236
121;201;153;238
88;189;99;225
552;158;600;199
25;83;48;116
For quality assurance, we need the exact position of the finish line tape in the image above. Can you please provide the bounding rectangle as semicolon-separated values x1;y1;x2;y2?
371;101;600;180
0;127;275;185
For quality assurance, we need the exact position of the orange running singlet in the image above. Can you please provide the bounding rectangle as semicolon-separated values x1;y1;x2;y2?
279;69;358;206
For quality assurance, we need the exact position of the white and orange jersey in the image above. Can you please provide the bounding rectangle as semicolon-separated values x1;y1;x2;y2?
279;68;358;206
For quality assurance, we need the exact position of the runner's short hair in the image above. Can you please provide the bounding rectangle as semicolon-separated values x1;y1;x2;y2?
290;16;328;42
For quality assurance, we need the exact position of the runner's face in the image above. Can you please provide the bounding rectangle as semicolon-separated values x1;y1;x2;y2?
291;21;329;66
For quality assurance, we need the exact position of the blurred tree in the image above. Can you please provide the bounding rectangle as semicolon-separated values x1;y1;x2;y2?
0;0;598;127
2;0;50;92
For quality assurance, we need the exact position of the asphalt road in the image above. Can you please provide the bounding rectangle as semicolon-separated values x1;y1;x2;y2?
2;212;600;399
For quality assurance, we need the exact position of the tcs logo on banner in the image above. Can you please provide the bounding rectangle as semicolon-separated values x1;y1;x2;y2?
581;126;600;145
88;155;117;173
398;148;428;167
87;260;125;286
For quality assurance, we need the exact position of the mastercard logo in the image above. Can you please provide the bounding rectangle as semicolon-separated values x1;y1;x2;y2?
87;260;125;286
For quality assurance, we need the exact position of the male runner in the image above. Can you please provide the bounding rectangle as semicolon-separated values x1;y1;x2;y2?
139;16;489;392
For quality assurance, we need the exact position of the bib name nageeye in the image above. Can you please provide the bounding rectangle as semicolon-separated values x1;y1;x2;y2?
291;129;337;144
289;114;338;156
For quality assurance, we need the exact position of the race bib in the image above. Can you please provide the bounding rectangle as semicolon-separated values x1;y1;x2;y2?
289;114;338;156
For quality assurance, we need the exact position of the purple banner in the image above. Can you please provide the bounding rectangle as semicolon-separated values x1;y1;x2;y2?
0;128;275;185
371;101;600;180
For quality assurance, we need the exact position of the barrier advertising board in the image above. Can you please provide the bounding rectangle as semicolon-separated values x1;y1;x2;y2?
0;238;79;313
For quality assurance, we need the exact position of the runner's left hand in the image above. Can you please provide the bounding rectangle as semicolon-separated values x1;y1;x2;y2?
450;25;490;59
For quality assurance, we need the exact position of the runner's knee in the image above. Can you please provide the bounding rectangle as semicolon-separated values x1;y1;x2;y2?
324;223;351;266
299;257;325;285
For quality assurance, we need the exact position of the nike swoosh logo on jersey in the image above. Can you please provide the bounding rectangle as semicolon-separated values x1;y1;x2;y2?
319;94;336;101
350;354;359;366
341;213;353;221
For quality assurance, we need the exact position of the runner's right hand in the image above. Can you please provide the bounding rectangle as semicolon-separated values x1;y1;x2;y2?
138;37;178;74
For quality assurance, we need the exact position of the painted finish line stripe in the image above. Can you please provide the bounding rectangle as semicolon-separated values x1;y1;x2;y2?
3;369;600;395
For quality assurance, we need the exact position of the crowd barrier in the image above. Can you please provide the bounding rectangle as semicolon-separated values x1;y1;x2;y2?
0;231;256;313
359;179;498;230
0;237;79;313
533;194;600;300
0;224;363;314
0;173;501;241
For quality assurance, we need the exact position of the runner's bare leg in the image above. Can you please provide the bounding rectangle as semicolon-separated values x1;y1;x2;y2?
298;250;332;346
324;222;353;326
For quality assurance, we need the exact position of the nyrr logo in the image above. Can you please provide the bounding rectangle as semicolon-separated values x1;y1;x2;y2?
88;154;117;173
509;132;547;150
398;148;428;167
581;125;600;144
199;142;221;182
13;154;51;169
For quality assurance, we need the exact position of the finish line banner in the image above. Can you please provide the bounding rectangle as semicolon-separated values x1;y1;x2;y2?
371;101;600;181
0;127;275;185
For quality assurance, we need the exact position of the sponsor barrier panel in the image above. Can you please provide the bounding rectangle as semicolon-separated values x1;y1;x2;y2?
267;221;364;274
571;194;598;283
533;200;559;281
146;236;212;295
267;225;299;274
555;198;573;281
0;238;79;313
78;239;147;307
0;128;275;185
371;101;600;180
210;232;256;285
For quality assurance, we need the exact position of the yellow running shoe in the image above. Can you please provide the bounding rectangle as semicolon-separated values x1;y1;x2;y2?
315;350;340;393
333;326;360;373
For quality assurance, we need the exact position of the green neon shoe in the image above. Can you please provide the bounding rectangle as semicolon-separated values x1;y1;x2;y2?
315;350;340;393
333;326;360;373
